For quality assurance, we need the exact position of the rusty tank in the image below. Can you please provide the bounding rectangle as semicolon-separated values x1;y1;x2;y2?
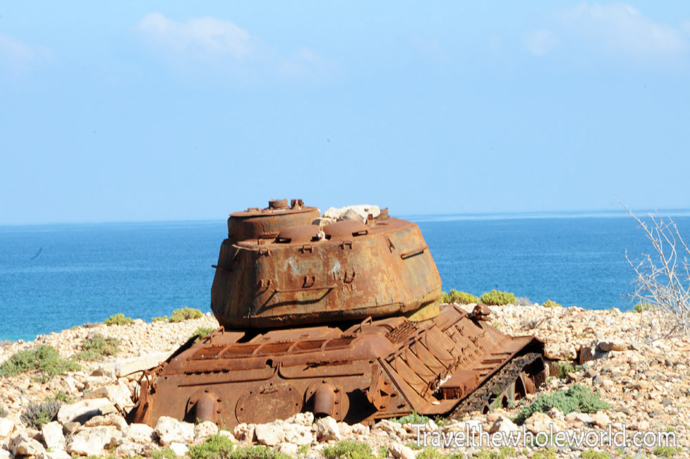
129;199;546;429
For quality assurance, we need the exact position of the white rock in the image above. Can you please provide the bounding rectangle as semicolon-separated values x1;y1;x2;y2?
254;423;284;447
547;408;564;420
113;352;172;378
233;423;255;444
114;442;145;457
193;422;218;444
338;422;353;438
565;412;593;424
323;205;380;223
10;433;46;457
126;423;155;444
388;442;415;459
598;341;629;352
218;430;236;442
351;424;369;436
489;416;518;433
84;414;129;432
57;398;117;425
282;423;312;446
373;419;406;438
544;342;577;360
84;380;133;411
39;450;71;459
278;443;299;456
0;418;15;439
285;412;314;427
315;416;341;442
41;422;66;451
169;442;188;457
0;449;13;459
154;417;194;447
67;426;122;457
591;412;611;427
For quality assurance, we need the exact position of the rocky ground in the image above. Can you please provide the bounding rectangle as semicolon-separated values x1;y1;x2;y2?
0;306;688;459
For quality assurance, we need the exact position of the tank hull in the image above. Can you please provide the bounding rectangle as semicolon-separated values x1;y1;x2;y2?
129;305;544;428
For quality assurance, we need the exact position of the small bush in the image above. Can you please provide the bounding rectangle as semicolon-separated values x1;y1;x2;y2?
416;448;444;459
0;345;80;381
404;442;423;451
473;447;515;459
376;446;389;459
47;391;73;404
169;307;204;323
633;302;654;313
442;290;480;305
104;313;133;326
542;300;562;308
653;447;682;458
323;441;374;459
389;411;430;424
298;444;310;456
190;327;216;343
580;451;609;459
73;333;121;361
0;405;7;417
152;316;168;322
230;446;291;459
189;434;234;459
531;450;557;459
21;401;62;429
480;290;516;306
515;297;533;306
554;360;583;379
514;384;609;425
151;448;178;459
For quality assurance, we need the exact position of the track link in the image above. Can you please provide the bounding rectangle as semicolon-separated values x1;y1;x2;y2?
449;352;543;417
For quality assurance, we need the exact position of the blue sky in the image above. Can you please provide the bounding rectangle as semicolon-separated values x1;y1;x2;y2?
1;1;689;224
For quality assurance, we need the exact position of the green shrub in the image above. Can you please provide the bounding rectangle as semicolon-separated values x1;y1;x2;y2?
169;307;204;323
152;316;168;322
514;384;609;425
0;345;80;381
542;300;562;308
390;411;430;424
653;447;682;458
104;313;133;326
480;290;516;306
580;451;609;459
442;290;480;305
417;448;444;459
151;448;178;459
376;446;389;459
298;444;310;456
323;441;374;459
189;434;234;459
230;446;291;459
531;450;557;459
633;302;654;313
73;333;121;361
554;360;583;379
473;447;515;459
47;391;73;404
190;327;216;343
21;401;62;429
404;442;423;451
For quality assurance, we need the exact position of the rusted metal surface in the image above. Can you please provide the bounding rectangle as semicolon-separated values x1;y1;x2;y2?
128;200;546;428
212;201;442;328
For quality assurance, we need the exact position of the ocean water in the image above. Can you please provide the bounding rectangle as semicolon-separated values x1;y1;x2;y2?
1;214;688;341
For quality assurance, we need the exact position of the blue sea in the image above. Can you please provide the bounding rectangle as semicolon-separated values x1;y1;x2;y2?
1;213;689;341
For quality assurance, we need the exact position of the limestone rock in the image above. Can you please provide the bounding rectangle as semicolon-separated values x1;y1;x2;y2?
0;418;15;439
388;442;415;459
126;423;155;444
278;443;299;456
10;433;46;457
67;426;122;457
351;424;369;436
315;416;341;442
285;412;314;427
83;414;128;433
193;422;218;444
372;420;406;439
114;442;145;457
39;451;71;459
544;342;577;360
169;443;188;457
154;417;194;447
83;380;133;411
57;398;117;425
591;412;612;427
233;423;255;445
41;422;66;451
598;341;629;352
579;341;598;364
282;423;312;446
113;352;172;378
489;416;518;433
90;366;116;380
254;423;284;447
0;449;12;459
323;205;380;223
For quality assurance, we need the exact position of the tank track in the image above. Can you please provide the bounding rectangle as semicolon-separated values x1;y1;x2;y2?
449;352;542;416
